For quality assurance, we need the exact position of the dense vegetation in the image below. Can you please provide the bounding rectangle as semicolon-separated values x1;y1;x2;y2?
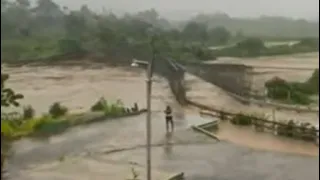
1;0;220;62
1;0;319;63
211;37;319;57
191;13;319;38
265;69;319;105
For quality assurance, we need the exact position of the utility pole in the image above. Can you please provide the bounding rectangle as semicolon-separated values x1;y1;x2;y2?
131;31;156;180
145;34;155;180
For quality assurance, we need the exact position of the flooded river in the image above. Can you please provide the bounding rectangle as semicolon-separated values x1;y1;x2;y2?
3;61;319;157
2;56;319;179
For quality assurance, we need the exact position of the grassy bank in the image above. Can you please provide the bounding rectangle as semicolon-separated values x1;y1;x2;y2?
1;98;144;140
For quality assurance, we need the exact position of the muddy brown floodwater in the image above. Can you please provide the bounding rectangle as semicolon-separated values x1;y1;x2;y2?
2;64;181;115
214;121;319;156
186;52;320;126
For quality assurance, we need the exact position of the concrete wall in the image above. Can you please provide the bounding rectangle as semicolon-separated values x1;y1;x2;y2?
183;62;253;97
166;172;185;180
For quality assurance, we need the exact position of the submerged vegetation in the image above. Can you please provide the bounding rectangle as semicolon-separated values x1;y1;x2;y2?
227;111;318;141
265;69;319;105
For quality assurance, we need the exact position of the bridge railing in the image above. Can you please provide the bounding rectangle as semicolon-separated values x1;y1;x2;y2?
188;99;319;143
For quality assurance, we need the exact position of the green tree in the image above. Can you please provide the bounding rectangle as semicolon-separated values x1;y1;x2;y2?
1;73;24;107
208;26;231;45
64;11;86;39
133;8;159;25
182;21;208;43
236;37;266;54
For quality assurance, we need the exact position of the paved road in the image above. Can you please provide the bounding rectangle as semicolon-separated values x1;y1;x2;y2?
103;142;319;180
6;112;319;180
8;112;212;167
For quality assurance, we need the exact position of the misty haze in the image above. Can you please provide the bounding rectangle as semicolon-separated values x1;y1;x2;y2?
52;0;319;20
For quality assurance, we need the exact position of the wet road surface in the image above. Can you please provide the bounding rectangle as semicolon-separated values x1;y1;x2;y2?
7;112;320;180
214;120;319;156
104;143;319;180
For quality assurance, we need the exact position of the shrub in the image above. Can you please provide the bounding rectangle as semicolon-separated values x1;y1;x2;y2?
265;76;315;105
219;111;227;120
131;102;139;112
129;167;140;180
304;126;318;141
276;120;297;137
90;97;107;112
1;121;16;138
250;113;268;132
230;112;252;126
297;122;317;141
104;99;126;116
1;73;24;107
289;91;313;105
33;115;69;135
23;105;35;120
237;37;265;50
91;97;127;116
1;115;57;138
48;102;68;118
191;46;216;60
304;69;319;94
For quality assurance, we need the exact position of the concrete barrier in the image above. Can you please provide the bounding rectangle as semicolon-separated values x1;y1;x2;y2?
191;125;220;141
166;172;185;180
227;91;319;113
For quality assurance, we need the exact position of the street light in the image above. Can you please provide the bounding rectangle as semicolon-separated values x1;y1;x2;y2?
131;34;156;180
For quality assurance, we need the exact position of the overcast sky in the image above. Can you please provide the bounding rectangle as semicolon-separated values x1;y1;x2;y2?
52;0;319;20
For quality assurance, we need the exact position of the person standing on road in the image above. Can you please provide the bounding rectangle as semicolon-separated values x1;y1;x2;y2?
164;105;174;132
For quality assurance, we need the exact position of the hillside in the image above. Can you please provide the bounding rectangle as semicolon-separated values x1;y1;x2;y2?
190;14;319;38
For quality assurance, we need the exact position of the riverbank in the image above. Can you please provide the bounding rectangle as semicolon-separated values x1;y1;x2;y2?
1;109;146;141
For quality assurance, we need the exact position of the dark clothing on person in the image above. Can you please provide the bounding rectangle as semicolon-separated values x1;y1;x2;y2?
165;106;172;116
166;116;174;132
164;106;174;132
